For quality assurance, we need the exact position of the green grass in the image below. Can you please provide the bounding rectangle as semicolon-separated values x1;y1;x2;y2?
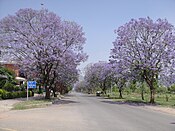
107;92;175;108
12;99;52;110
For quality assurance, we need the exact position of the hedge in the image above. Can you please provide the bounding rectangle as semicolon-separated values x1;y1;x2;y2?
0;89;32;100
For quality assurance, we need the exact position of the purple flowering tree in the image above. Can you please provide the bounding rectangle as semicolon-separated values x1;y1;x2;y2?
0;8;87;99
84;63;100;93
110;17;175;103
110;62;128;98
84;61;113;94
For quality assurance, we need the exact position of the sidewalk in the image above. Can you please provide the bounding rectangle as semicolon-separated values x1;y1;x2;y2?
0;94;44;112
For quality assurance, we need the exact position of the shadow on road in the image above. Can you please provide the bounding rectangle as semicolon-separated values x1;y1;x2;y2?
84;94;97;97
170;122;175;125
52;99;79;105
101;100;156;107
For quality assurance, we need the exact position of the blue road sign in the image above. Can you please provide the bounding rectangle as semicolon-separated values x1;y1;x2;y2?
27;81;37;88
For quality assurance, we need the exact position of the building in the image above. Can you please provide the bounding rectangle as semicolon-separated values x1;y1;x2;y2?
0;61;26;84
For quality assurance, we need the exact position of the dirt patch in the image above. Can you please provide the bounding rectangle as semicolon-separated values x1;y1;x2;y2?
0;113;9;119
145;106;175;115
0;100;21;112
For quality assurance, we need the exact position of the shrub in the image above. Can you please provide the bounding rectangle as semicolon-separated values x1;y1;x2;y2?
169;85;175;93
0;89;32;99
0;89;8;99
20;83;27;91
156;86;167;94
14;86;20;91
12;92;20;98
6;92;13;99
0;89;3;99
20;91;27;97
2;82;15;92
0;79;6;89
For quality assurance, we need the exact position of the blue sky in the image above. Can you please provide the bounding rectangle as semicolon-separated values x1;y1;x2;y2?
0;0;175;71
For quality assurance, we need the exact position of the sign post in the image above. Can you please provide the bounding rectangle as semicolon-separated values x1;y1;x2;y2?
27;81;37;100
27;83;28;101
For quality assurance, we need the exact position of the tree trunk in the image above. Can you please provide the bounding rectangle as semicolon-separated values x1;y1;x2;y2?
38;85;42;94
102;81;106;94
53;87;57;97
45;86;50;99
143;71;156;104
150;88;155;103
141;90;144;100
119;88;123;99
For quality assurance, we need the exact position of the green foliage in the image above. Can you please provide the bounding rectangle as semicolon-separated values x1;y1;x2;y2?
20;83;27;91
0;79;6;89
14;85;20;91
124;87;132;95
109;90;175;108
0;89;4;99
156;86;167;94
2;82;15;91
137;82;149;94
0;66;17;90
67;86;72;92
0;89;32;99
20;91;27;97
169;85;175;93
12;92;20;98
0;89;8;99
129;82;137;92
0;66;16;82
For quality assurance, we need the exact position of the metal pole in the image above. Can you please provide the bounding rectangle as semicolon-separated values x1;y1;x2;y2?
27;82;28;101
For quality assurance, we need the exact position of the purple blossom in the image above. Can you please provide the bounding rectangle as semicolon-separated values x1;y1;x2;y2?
110;17;175;103
0;8;87;98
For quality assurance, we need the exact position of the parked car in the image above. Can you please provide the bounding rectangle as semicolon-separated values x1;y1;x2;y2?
96;91;101;96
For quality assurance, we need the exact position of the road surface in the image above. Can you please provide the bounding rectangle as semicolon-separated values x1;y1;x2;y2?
0;92;174;131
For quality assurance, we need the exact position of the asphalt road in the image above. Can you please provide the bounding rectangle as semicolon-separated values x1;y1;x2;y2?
0;92;174;131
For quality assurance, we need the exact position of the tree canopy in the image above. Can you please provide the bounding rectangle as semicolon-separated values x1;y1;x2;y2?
0;8;87;98
110;17;175;103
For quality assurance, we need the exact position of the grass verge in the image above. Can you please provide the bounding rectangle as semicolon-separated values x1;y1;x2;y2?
12;99;52;110
106;92;175;108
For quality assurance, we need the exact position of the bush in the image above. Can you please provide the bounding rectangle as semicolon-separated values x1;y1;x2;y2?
0;89;33;99
20;83;27;91
156;86;167;94
0;89;3;99
6;92;14;99
20;91;27;97
0;79;6;89
169;85;175;93
12;92;18;98
2;82;15;92
14;86;20;91
0;89;8;99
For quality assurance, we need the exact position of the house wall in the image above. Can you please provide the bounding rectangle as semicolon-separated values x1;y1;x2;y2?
4;64;19;77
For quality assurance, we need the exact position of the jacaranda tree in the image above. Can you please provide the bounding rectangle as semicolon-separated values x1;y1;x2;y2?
84;61;113;94
110;17;175;103
0;8;87;99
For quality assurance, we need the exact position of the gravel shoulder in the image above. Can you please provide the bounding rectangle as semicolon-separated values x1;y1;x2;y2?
145;105;175;116
0;94;45;112
0;99;23;112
